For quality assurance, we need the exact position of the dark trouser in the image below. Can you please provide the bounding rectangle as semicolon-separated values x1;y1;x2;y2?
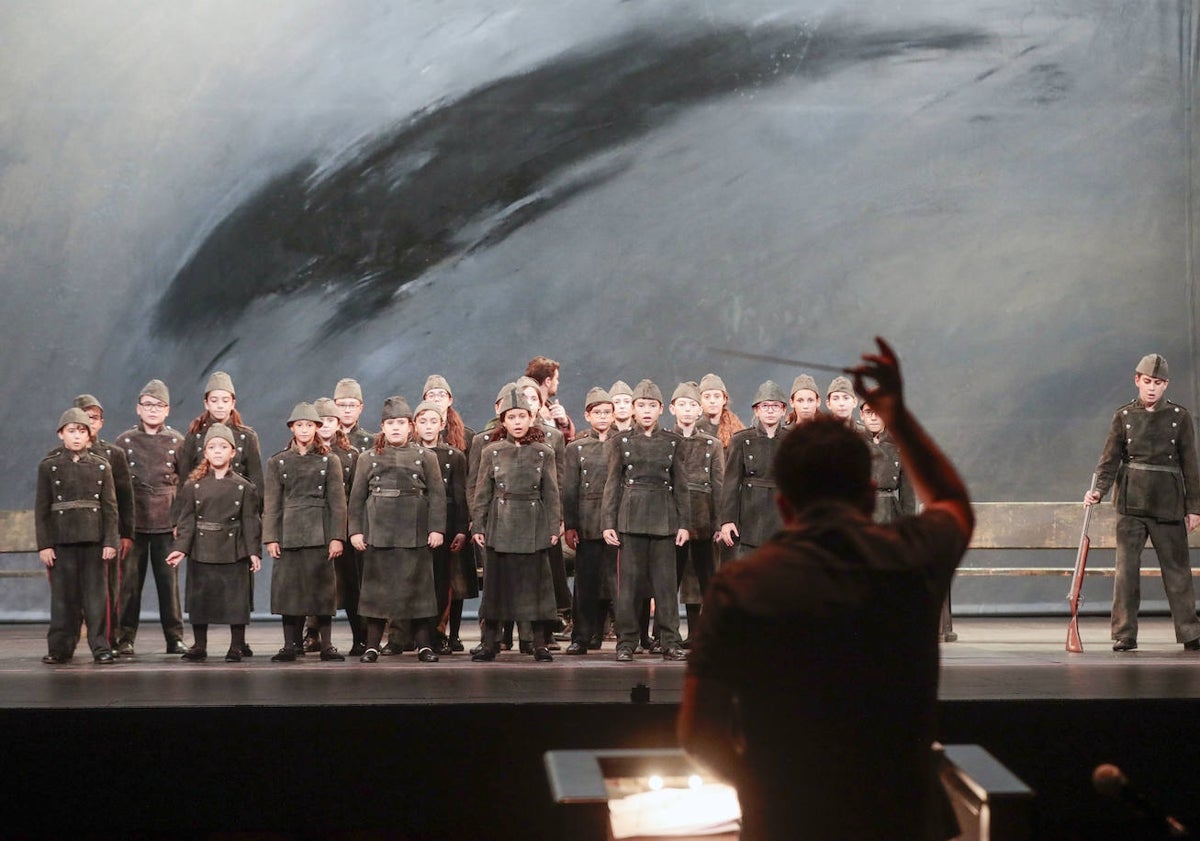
548;541;572;611
48;543;111;658
676;539;715;600
482;619;554;650
117;531;184;646
571;539;615;645
616;534;681;652
105;548;121;647
1112;514;1200;643
432;543;452;635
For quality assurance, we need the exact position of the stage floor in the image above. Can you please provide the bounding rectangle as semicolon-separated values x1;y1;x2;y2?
3;615;1200;708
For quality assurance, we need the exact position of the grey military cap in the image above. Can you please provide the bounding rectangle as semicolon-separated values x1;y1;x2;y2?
314;397;338;418
140;379;170;405
334;378;364;402
381;396;412;422
286;402;321;426
413;400;444;421
57;407;91;432
631;379;664;404
422;374;452;397
826;376;854;397
671;381;702;404
205;371;236;397
790;375;819;398
73;394;103;413
698;373;728;395
203;423;236;448
751;380;787;406
609;380;634;398
585;387;613;410
1135;354;1169;380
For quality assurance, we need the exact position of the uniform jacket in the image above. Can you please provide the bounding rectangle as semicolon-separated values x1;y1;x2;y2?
345;424;376;454
117;423;185;534
433;442;470;538
601;426;691;537
466;422;498;512
172;471;262;564
562;429;611;540
672;427;725;536
863;428;917;524
348;443;446;548
262;446;348;549
93;439;134;539
330;444;358;496
471;435;562;553
1095;399;1200;520
720;423;784;547
35;448;119;550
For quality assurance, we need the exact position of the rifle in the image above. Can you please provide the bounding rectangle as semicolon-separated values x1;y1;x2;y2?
1066;474;1099;653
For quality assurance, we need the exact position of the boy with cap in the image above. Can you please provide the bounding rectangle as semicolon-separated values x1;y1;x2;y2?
1085;353;1200;651
37;408;120;663
719;381;788;559
826;375;862;430
601;379;691;661
609;380;635;433
669;382;724;642
562;388;618;653
334;378;376;453
68;394;135;649
115;380;188;656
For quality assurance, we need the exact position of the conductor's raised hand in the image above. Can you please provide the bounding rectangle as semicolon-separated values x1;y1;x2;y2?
850;337;904;427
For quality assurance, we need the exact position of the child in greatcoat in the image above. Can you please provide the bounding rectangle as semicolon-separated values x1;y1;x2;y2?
470;385;563;662
36;408;119;664
348;396;446;663
264;403;348;662
166;423;262;662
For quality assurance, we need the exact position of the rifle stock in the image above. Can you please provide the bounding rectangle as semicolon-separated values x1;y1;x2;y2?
1066;474;1099;653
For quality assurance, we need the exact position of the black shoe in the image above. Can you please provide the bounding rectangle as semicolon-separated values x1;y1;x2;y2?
166;639;189;655
534;646;553;662
348;642;367;657
519;641;534;655
661;647;687;661
1112;638;1138;652
224;648;243;663
303;635;322;653
403;641;417;652
450;637;464;652
470;642;486;655
360;648;379;663
616;648;634;662
94;651;116;664
240;643;254;657
471;646;498;662
500;642;513;651
417;647;440;663
1185;639;1200;651
434;638;454;656
680;638;691;650
270;647;297;662
116;640;135;657
42;653;68;665
565;641;588;655
181;648;207;661
587;636;603;651
321;647;346;662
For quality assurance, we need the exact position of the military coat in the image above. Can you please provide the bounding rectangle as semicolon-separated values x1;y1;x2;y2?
262;446;348;549
719;423;784;548
91;439;134;539
35;448;119;550
863;428;917;524
471;435;562;553
172;471;262;563
345;424;376;454
348;443;446;548
433;442;470;538
562;430;611;540
601;426;691;537
117;423;185;534
673;429;725;536
1095;399;1200;520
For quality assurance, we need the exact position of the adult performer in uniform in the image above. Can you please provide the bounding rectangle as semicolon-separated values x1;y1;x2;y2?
679;337;972;841
1085;353;1200;651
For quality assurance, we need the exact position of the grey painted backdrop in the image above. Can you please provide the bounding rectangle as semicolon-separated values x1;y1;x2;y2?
1;0;1197;618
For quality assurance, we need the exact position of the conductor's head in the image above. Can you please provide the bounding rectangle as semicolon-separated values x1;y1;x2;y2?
775;415;874;520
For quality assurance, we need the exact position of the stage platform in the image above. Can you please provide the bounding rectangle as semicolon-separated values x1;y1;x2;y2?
4;617;1199;840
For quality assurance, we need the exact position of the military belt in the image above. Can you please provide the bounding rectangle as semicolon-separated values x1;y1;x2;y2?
743;479;777;489
686;483;713;494
626;481;668;488
498;492;540;501
49;500;100;512
284;499;327;509
372;488;421;497
1126;463;1183;475
876;489;900;498
196;522;233;532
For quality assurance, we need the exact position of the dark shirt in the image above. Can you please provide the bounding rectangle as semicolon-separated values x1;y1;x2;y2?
687;501;967;840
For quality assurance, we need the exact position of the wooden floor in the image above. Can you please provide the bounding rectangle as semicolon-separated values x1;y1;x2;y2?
3;615;1200;708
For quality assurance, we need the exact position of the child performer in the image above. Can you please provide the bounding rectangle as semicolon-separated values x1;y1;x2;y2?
696;373;744;447
264;403;348;662
412;401;469;655
562;388;616;654
470;385;563;661
36;408;119;664
602;379;691;662
313;396;366;655
166;424;262;662
785;374;822;428
348;397;446;663
719;381;788;559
